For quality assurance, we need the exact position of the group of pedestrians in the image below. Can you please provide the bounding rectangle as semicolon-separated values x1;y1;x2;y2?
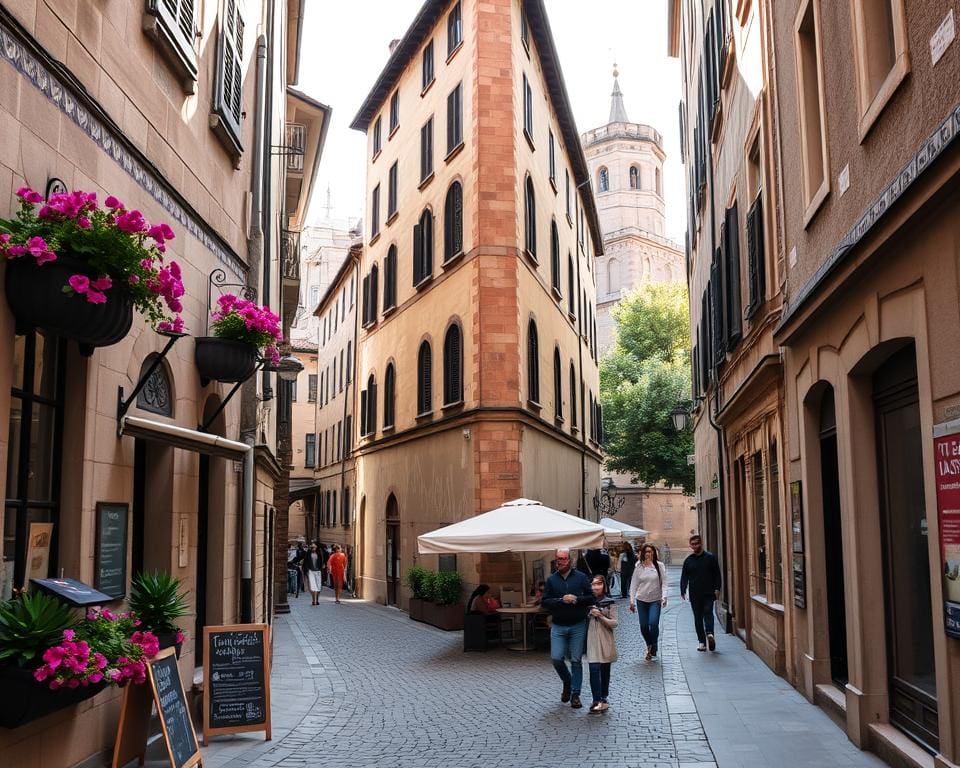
540;534;722;713
287;540;349;605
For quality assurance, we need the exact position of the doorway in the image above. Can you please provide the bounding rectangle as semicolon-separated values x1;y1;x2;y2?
819;388;848;687
385;493;399;606
874;345;938;751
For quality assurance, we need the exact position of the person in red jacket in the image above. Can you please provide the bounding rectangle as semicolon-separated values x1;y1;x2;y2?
328;544;348;604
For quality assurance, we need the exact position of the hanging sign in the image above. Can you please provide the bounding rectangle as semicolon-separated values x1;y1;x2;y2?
934;421;960;638
202;624;271;744
95;502;128;598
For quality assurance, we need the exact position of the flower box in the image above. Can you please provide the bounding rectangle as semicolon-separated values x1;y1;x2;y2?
0;664;106;729
194;336;259;385
408;598;425;623
421;602;465;631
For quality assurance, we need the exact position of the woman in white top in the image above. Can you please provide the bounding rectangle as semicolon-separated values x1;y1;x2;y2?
628;543;668;661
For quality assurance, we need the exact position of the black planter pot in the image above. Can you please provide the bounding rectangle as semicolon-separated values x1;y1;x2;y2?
194;337;259;386
0;664;106;729
4;253;133;356
155;631;183;659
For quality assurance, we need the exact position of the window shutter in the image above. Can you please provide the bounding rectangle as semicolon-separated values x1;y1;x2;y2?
384;366;395;427
724;203;742;349
369;381;377;434
423;212;433;278
551;222;560;292
444;183;462;261
570;365;578;427
361;274;370;325
709;262;723;370
554;349;562;419
746;193;765;318
146;0;198;80
413;223;423;285
371;267;379;320
359;390;368;436
214;0;244;152
418;343;432;414
528;321;539;403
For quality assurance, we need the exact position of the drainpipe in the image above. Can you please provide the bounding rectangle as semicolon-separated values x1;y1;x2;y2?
240;33;269;624
574;186;589;520
260;0;277;401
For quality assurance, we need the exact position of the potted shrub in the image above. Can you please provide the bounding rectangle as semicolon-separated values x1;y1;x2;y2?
129;572;188;657
0;187;185;355
422;571;465;631
195;293;282;385
405;565;430;622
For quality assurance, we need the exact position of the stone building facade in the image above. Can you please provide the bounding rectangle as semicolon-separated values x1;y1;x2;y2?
348;0;603;606
671;0;960;765
0;1;326;765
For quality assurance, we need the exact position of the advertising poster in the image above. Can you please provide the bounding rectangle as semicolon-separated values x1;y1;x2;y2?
26;522;54;584
933;423;960;638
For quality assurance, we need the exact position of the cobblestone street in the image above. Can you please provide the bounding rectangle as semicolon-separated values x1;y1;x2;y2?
140;569;887;768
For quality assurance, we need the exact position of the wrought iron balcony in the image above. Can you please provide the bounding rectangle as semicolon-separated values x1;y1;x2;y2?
281;229;301;282
286;122;306;173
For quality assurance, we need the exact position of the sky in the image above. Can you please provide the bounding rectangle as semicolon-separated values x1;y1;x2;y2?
298;1;685;243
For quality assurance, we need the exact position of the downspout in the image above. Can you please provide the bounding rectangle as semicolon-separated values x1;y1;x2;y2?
574;183;590;520
260;0;277;401
338;255;358;575
240;33;269;624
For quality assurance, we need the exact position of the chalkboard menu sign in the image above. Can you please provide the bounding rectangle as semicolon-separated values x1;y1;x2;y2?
147;648;201;768
202;624;272;744
95;502;128;598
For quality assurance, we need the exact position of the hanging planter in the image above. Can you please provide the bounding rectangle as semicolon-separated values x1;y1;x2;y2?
1;187;186;354
0;664;106;729
195;337;259;385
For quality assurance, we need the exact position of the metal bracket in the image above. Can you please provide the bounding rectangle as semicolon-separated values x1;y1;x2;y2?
207;269;257;336
116;332;186;430
270;144;304;157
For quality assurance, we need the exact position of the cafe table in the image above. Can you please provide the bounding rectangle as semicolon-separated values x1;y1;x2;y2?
496;605;545;651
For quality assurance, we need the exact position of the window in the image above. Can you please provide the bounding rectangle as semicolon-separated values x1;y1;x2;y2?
746;188;766;318
567;253;575;315
565;170;571;220
145;0;198;83
346;340;352;382
389;90;399;134
372;116;382;157
420;117;433;182
550;220;560;295
598;167;609;193
308;374;317;402
336;421;341;462
332;358;337;399
344;415;352;457
794;0;829;218
339;349;344;391
309;285;320;309
417;341;433;415
291;378;297;402
413;209;434;286
447;1;462;56
212;0;244;155
350;274;355;307
524;176;536;259
522;74;533;141
851;0;908;138
388;161;398;219
370;184;380;240
629;166;639;189
607;257;619;294
443;182;463;262
384;244;398;311
527;319;540;405
655;166;662;196
553;347;563;420
443;324;463;405
722;202;742;349
384;363;396;429
369;264;379;322
305;433;316;468
569;362;578;429
548;131;556;184
342;487;351;527
422;39;434;91
365;374;377;436
770;445;783;604
753;451;766;596
446;82;463;154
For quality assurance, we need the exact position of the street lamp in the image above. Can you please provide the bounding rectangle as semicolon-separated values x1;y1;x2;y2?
670;402;691;432
593;477;624;517
274;354;304;381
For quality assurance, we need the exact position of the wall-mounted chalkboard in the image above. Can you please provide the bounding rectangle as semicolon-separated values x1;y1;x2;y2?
202;624;272;744
148;649;201;768
95;502;128;599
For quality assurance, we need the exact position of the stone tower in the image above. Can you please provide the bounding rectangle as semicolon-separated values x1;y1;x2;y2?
581;67;684;353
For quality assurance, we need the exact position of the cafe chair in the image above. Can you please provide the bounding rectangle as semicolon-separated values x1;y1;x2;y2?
463;610;512;652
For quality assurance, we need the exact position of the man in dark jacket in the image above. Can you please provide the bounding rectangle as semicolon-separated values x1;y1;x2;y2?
541;548;593;709
680;534;722;651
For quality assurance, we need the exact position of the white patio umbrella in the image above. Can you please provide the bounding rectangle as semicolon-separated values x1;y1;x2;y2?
598;517;649;542
418;498;607;611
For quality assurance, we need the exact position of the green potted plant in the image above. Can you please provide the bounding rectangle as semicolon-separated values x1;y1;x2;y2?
405;565;430;622
129;572;189;657
421;571;465;631
195;294;283;385
0;187;185;355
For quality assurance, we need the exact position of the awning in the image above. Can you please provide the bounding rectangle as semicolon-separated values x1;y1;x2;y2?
118;415;251;459
598;517;648;541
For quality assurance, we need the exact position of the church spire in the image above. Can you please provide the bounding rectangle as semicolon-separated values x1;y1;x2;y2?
609;63;629;124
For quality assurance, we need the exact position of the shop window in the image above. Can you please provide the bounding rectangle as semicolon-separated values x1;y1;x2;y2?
752;451;766;597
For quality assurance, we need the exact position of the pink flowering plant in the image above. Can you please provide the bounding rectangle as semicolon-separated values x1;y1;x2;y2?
211;294;283;365
0;187;185;332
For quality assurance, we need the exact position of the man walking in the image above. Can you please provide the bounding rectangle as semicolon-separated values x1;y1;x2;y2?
679;534;722;652
541;547;593;709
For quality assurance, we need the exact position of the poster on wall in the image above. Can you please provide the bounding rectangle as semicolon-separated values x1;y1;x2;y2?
933;420;960;638
792;553;806;609
790;481;804;553
25;522;54;583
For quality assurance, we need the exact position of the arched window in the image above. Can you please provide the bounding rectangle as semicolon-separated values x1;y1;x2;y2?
443;323;463;405
527;319;539;404
629;165;639;189
417;341;432;415
655;166;662;196
370;263;379;319
413;209;433;286
569;362;578;429
443;181;463;262
607;257;620;293
384;244;397;310
567;252;575;315
553;346;563;420
366;373;377;435
598;167;609;192
524;175;536;258
550;219;560;294
383;363;396;429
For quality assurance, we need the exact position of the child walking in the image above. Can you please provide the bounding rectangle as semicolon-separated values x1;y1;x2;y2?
586;574;618;713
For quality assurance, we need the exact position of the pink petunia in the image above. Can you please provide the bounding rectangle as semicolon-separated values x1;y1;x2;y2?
16;186;43;204
128;275;140;285
77;216;91;229
104;195;122;209
91;276;113;291
68;274;90;294
63;629;75;641
85;290;107;304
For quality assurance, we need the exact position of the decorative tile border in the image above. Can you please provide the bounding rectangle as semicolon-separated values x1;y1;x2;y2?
0;16;246;282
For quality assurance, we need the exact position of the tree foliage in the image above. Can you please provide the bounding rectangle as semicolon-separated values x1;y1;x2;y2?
600;283;694;494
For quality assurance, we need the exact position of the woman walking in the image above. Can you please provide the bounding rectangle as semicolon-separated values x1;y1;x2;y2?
619;543;636;599
629;543;668;661
328;544;348;604
586;574;618;713
303;542;325;605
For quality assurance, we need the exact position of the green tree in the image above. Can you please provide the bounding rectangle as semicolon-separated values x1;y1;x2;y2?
600;283;694;493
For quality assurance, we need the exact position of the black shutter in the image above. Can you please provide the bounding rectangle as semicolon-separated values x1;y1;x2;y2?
554;349;562;419
359;390;368;436
528;321;539;403
746;194;766;318
413;223;423;285
423;212;433;278
710;261;723;370
369;381;377;434
361;274;370;326
214;0;243;150
724;203;742;348
444;182;462;261
371;267;378;320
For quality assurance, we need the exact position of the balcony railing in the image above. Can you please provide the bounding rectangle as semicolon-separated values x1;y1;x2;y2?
286;122;306;173
281;229;300;281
